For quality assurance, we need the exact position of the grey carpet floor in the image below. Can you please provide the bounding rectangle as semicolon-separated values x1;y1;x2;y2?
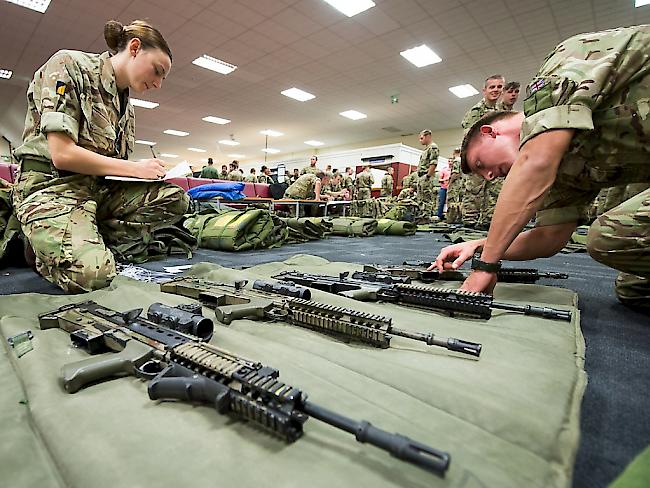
1;233;648;488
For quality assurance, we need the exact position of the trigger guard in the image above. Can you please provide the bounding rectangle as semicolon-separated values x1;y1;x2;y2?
136;359;165;380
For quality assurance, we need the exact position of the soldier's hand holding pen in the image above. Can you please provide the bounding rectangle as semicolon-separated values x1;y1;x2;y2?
134;158;167;180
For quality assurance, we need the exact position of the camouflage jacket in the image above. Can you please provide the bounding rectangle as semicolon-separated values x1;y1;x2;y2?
228;170;243;182
285;173;318;199
380;174;393;196
522;25;650;226
257;174;273;184
14;50;135;171
496;100;514;111
342;174;354;190
461;99;498;130
402;172;418;190
322;180;342;194
219;171;229;179
244;175;257;183
417;144;440;176
300;165;319;175
355;170;374;188
200;166;220;179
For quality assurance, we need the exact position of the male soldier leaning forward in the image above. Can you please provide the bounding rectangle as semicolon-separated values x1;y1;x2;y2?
433;25;650;309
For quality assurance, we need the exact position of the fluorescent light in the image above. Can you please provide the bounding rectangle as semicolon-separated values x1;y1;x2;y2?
340;110;367;120
218;140;240;146
228;154;245;158
636;0;650;7
281;87;316;102
192;54;237;75
322;0;375;17
160;153;178;158
135;140;156;146
202;115;231;125
262;148;280;154
0;69;14;80
6;0;51;13
304;140;324;146
400;44;442;68
449;84;479;98
260;129;284;137
130;98;158;109
163;129;189;137
188;147;207;153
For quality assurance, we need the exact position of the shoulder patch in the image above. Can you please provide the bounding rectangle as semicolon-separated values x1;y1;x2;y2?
55;80;66;96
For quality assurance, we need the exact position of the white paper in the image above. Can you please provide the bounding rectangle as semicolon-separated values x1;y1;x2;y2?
163;265;193;274
105;161;193;182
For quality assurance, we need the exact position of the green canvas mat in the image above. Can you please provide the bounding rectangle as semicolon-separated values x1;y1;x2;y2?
0;255;585;488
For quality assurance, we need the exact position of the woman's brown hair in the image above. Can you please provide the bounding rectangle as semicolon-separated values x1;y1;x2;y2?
104;20;172;62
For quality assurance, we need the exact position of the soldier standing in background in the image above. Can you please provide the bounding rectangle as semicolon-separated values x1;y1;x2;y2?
257;165;273;184
461;74;505;228
219;164;228;179
497;81;520;111
434;25;650;307
342;166;355;198
355;164;374;200
200;157;220;179
12;19;188;293
445;148;463;224
244;168;257;183
380;167;394;197
300;155;319;175
416;129;440;219
227;160;243;181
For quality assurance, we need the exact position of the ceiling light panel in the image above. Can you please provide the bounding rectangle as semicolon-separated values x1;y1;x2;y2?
260;129;284;137
262;148;281;154
322;0;375;17
192;55;237;75
339;110;367;120
130;98;159;109
281;87;316;102
218;140;240;146
636;1;650;7
202;116;231;125
160;153;178;158
135;140;156;146
188;147;207;153
449;84;479;98
6;0;51;13
228;154;245;158
163;129;189;137
304;140;324;146
400;45;442;68
0;69;13;79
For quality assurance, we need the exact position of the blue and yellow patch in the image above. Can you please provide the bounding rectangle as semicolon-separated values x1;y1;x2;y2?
55;80;66;96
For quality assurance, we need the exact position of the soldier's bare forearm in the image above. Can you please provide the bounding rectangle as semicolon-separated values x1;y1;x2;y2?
503;223;577;260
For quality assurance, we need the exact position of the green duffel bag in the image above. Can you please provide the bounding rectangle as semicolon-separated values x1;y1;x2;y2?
375;219;417;236
281;217;333;242
184;208;288;251
328;217;377;237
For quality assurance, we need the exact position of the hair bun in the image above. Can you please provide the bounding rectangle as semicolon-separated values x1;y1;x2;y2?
104;20;125;51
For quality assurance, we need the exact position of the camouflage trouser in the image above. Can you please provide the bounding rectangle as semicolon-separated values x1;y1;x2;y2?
13;172;189;293
417;175;439;218
586;188;650;307
478;177;504;226
462;174;485;226
602;183;650;215
446;176;463;224
356;188;371;200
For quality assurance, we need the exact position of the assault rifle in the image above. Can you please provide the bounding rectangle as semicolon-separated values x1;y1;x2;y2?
159;277;482;357
38;300;450;476
272;270;572;322
364;262;569;284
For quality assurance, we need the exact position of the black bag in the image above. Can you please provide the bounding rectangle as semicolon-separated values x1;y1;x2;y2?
269;182;288;199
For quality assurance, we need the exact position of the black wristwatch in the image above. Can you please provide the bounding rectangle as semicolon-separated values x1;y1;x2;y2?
471;254;502;273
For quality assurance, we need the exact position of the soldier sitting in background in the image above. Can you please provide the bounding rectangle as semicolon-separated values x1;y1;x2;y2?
257;165;273;184
321;172;348;200
244;168;257;183
219;164;228;179
227;160;243;181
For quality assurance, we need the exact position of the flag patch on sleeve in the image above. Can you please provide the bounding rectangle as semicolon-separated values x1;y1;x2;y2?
55;80;66;96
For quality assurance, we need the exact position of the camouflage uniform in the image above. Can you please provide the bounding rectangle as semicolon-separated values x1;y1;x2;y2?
200;165;220;179
227;170;243;182
402;172;418;191
219;170;229;179
355;169;374;200
461;99;499;227
12;50;188;293
300;165;319;175
602;183;650;213
446;156;463;224
521;25;650;305
284;173;319;199
397;187;415;201
496;100;514;111
244;174;257;183
380;173;393;197
416;144;439;217
257;174;273;184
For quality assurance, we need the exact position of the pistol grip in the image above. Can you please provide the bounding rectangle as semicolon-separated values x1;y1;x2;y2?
62;341;154;393
214;301;274;325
